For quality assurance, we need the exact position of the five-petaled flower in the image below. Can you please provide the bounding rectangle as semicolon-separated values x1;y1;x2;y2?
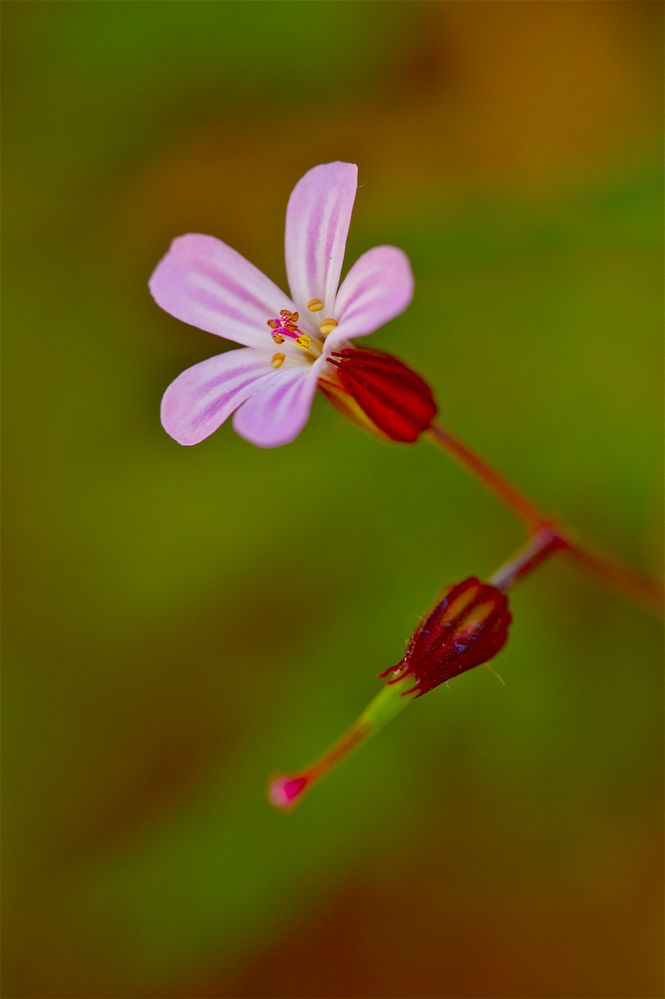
150;162;435;448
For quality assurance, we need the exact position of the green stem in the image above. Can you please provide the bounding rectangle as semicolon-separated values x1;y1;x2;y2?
268;677;415;809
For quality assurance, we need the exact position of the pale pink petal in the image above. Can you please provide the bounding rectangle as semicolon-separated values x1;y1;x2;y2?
149;234;294;349
161;348;276;446
326;246;414;349
285;162;358;319
232;364;319;448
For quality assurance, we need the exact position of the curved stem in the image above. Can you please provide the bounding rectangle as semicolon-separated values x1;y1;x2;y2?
428;420;662;614
490;526;568;591
428;421;549;529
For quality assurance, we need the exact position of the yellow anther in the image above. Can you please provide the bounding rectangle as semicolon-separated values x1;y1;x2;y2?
291;312;299;323
319;318;338;336
271;352;285;368
272;332;285;344
267;319;279;329
307;298;324;312
295;334;312;350
280;309;292;318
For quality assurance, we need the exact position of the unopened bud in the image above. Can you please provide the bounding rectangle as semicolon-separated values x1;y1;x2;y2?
322;348;437;443
380;577;512;696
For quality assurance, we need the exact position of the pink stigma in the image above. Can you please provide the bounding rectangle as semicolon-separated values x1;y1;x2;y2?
267;309;302;341
268;774;310;810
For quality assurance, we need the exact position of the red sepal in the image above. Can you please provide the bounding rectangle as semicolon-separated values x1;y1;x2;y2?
325;348;437;443
380;578;512;696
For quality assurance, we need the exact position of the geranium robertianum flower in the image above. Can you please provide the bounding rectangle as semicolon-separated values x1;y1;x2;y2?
148;160;661;612
150;161;435;447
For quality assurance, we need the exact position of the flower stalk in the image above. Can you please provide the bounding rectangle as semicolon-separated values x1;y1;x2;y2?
490;525;568;591
428;420;662;614
428;421;547;530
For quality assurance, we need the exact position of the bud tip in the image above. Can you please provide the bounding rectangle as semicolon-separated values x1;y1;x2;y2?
268;774;309;810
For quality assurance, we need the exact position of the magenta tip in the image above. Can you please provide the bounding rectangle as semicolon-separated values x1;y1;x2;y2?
268;774;310;810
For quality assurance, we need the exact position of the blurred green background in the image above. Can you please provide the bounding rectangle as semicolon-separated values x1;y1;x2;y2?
2;2;663;997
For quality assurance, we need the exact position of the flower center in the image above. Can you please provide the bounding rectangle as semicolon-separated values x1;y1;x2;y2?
266;310;312;351
266;303;340;365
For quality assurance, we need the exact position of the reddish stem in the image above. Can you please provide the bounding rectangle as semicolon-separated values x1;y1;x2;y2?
428;422;548;529
491;526;568;591
268;721;369;809
565;537;663;613
269;678;416;809
428;420;662;614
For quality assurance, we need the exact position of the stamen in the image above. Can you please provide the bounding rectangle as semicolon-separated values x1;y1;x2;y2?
307;298;324;312
295;334;312;350
319;318;338;336
271;352;285;368
267;308;306;343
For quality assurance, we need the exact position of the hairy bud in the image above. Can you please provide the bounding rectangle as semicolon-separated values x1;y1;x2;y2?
380;577;512;696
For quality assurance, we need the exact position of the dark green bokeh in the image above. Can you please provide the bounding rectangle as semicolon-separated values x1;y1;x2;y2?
3;2;663;997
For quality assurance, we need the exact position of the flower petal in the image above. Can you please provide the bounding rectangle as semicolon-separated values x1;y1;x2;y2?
232;365;319;448
149;234;294;349
326;245;414;348
161;348;276;446
285;162;358;319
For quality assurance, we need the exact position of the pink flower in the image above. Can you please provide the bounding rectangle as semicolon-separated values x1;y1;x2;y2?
149;162;416;447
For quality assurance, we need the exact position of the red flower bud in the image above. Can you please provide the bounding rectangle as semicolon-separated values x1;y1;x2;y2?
321;348;437;443
380;577;512;696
